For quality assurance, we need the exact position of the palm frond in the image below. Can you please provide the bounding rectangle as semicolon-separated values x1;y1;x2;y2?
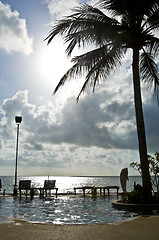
64;23;120;56
76;45;126;100
98;0;159;15
140;50;159;92
97;0;143;16
45;4;120;56
44;18;73;45
54;44;126;100
145;36;159;58
97;0;127;15
144;1;159;17
143;8;159;32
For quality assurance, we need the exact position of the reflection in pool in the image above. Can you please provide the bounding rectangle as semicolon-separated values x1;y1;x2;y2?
0;195;137;224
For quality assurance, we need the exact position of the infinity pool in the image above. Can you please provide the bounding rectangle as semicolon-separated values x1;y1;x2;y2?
0;195;137;224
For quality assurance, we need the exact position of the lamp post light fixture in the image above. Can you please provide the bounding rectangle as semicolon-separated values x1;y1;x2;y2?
13;116;22;196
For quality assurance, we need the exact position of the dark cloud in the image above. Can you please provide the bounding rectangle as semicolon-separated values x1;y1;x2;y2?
143;96;159;153
27;90;138;150
0;89;152;152
0;87;159;175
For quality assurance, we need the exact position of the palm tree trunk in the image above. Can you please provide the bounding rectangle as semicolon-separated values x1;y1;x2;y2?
132;47;152;203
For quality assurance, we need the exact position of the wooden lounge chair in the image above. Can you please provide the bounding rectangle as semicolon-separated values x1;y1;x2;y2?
43;180;58;198
19;180;31;199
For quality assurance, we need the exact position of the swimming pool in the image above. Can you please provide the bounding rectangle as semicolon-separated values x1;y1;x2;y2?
0;195;137;224
0;175;143;224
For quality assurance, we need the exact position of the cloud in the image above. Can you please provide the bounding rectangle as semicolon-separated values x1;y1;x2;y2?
0;87;158;175
0;89;137;151
4;88;136;151
143;97;159;153
0;1;33;55
0;90;35;140
43;0;80;20
0;82;156;153
43;0;100;23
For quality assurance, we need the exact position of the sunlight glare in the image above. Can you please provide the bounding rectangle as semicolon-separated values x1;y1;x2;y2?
36;39;87;100
37;41;72;89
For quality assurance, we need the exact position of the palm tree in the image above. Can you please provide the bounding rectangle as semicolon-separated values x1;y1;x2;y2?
45;0;159;202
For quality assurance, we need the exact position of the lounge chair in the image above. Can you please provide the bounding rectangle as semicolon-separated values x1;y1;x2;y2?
43;180;58;198
19;180;31;198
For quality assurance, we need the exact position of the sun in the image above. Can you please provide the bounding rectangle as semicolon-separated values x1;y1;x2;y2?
34;38;86;99
37;40;72;89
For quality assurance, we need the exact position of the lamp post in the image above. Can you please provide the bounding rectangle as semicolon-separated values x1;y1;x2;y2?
13;116;22;196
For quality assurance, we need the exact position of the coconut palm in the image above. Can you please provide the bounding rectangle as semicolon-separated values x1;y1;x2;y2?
45;0;159;202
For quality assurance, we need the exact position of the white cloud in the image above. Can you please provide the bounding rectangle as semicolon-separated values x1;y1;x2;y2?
44;0;112;23
43;0;80;21
0;1;33;55
43;0;106;21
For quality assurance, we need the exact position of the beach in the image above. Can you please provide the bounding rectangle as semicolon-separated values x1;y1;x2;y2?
0;216;159;240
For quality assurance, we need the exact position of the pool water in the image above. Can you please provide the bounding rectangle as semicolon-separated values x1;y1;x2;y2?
0;176;143;224
0;195;137;224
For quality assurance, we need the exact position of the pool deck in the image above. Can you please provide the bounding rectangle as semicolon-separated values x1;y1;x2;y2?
0;216;159;240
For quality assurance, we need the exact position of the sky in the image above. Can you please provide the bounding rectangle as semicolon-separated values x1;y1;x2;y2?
0;0;159;177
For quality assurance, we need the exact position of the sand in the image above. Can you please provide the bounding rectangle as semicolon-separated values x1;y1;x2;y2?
0;216;159;240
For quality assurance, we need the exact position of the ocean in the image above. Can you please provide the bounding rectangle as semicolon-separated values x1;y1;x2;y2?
0;176;142;224
0;175;141;194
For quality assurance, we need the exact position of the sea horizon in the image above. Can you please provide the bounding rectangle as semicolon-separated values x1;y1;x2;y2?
0;174;140;177
0;175;142;195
